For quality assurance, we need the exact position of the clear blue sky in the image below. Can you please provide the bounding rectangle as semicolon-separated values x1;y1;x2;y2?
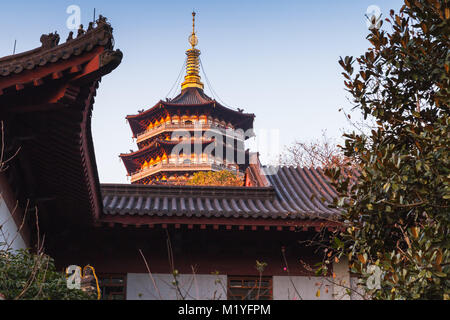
1;0;404;183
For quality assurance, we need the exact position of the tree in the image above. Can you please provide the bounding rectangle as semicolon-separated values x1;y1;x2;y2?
0;248;95;300
0;119;95;300
187;170;244;186
278;131;352;169
323;0;449;299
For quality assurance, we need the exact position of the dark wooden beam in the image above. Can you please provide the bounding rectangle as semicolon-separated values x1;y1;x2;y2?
98;215;339;231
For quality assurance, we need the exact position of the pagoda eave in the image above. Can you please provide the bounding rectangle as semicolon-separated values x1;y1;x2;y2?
126;102;255;139
120;138;217;174
129;163;244;184
120;138;215;159
125;100;165;120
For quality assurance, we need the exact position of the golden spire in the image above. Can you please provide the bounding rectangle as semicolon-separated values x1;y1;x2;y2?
189;11;198;48
181;11;204;91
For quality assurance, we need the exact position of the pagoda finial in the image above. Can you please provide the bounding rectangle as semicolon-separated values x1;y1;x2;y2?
189;11;198;49
181;11;204;91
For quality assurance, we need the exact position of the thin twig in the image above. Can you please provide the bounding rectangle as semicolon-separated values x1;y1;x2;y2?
281;247;303;300
138;249;162;300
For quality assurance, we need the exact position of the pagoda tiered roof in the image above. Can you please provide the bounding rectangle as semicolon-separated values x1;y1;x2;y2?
169;87;213;105
125;88;255;138
120;11;256;185
120;138;215;174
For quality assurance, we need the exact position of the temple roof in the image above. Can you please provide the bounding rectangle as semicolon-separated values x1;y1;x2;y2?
100;166;340;227
0;17;122;230
0;17;118;81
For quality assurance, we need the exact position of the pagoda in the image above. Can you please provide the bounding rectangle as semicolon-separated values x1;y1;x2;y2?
120;12;255;185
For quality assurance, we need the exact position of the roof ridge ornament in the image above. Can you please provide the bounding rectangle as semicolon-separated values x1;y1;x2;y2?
40;32;60;49
181;11;204;91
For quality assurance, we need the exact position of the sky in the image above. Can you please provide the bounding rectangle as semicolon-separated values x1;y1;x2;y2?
0;0;404;183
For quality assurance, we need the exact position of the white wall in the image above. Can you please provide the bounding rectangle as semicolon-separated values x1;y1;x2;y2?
126;273;227;300
332;259;351;300
350;277;366;300
273;276;334;300
0;197;26;251
127;272;358;300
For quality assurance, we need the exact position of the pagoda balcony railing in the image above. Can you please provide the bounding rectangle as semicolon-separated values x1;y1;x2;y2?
130;162;243;183
136;122;242;144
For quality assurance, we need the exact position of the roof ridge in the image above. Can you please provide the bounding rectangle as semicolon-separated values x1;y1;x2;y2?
101;183;276;200
0;18;114;77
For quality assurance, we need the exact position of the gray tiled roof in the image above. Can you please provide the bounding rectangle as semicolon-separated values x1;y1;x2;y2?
101;167;340;221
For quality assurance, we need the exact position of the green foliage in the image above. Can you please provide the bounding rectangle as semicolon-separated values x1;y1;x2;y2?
324;0;449;299
0;248;95;300
187;170;244;186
